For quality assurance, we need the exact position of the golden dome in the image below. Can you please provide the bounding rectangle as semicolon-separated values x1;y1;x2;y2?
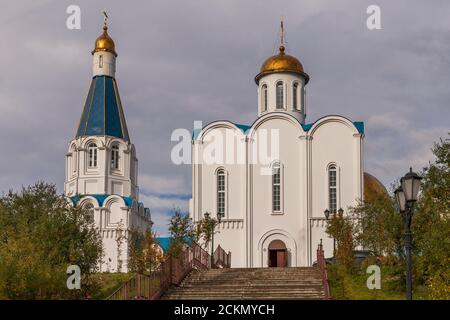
364;172;389;203
92;25;117;57
255;45;309;84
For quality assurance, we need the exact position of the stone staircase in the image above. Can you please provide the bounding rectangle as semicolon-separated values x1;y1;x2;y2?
162;267;326;300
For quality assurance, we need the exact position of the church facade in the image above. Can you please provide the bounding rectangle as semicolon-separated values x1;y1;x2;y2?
190;37;365;268
64;21;152;272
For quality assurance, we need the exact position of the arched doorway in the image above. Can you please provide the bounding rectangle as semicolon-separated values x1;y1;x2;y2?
268;240;287;267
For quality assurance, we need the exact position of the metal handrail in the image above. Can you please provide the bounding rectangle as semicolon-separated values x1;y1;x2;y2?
106;241;226;300
316;240;331;300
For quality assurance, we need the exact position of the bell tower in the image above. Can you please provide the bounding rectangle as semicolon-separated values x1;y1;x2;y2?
64;15;138;199
255;19;309;123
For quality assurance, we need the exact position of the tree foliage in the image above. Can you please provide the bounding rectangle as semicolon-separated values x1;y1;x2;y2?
167;208;195;257
196;212;219;251
128;229;163;274
325;210;356;273
348;134;450;299
0;182;103;299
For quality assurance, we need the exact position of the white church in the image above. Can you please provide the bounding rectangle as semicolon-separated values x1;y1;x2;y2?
64;20;152;272
190;26;368;268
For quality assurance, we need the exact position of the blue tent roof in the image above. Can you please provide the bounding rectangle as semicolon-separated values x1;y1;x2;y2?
76;75;130;141
155;236;194;253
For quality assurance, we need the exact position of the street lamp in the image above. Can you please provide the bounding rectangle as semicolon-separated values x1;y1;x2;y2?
394;167;422;300
204;212;223;267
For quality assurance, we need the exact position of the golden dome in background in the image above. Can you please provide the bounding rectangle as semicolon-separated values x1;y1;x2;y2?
92;25;117;57
255;45;309;84
364;172;389;203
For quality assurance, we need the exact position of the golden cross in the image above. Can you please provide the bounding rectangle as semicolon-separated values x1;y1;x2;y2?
280;16;285;46
103;10;108;28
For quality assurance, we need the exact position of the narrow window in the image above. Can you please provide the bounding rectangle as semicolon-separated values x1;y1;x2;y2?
301;86;306;112
217;169;226;216
70;145;77;173
272;162;281;211
329;165;337;213
276;82;284;109
111;145;119;170
293;83;298;110
88;143;97;168
262;84;268;111
99;55;103;68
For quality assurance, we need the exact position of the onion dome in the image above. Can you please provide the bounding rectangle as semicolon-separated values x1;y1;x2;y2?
255;45;309;84
364;172;389;203
92;24;117;57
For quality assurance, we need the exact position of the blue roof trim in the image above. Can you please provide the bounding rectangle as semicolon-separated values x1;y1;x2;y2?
192;118;364;138
192;122;251;140
69;194;137;208
302;123;313;131
122;196;133;207
76;75;129;141
234;123;251;134
353;121;364;134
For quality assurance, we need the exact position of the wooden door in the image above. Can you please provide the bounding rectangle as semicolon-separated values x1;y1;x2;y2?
276;250;286;267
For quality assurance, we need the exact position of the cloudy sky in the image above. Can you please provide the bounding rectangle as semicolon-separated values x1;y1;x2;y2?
0;0;448;235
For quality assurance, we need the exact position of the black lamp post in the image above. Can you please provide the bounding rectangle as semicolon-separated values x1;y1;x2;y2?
204;212;223;267
394;167;422;300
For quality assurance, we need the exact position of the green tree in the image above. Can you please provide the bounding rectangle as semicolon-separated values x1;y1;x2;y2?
196;212;219;252
0;182;103;299
167;208;195;257
413;135;450;299
128;229;162;274
350;194;403;257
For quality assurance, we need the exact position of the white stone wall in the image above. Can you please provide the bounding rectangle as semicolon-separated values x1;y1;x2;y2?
191;113;364;267
65;136;138;199
92;51;116;78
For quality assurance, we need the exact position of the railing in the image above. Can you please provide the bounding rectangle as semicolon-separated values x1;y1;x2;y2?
316;239;331;300
106;272;160;300
106;242;221;300
213;245;231;268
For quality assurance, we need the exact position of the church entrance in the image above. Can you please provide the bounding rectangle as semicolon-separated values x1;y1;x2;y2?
268;240;287;267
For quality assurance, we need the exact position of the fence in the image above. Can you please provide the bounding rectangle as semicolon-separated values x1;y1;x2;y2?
316;239;331;300
213;245;231;268
106;242;218;300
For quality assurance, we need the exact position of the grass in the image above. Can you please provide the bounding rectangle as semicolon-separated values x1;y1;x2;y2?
89;272;161;300
90;272;133;300
327;265;430;300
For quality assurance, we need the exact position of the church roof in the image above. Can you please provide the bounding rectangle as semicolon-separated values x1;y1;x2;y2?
76;75;130;141
192;120;364;140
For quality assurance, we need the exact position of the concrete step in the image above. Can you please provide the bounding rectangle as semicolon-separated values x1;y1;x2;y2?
162;267;326;300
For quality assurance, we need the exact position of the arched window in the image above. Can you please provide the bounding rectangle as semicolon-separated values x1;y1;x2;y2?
70;145;77;174
262;84;268;111
217;169;226;217
111;145;119;170
276;81;284;109
328;165;337;213
293;83;298;110
88;143;98;168
272;162;281;212
84;203;95;223
301;86;306;113
99;55;103;68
